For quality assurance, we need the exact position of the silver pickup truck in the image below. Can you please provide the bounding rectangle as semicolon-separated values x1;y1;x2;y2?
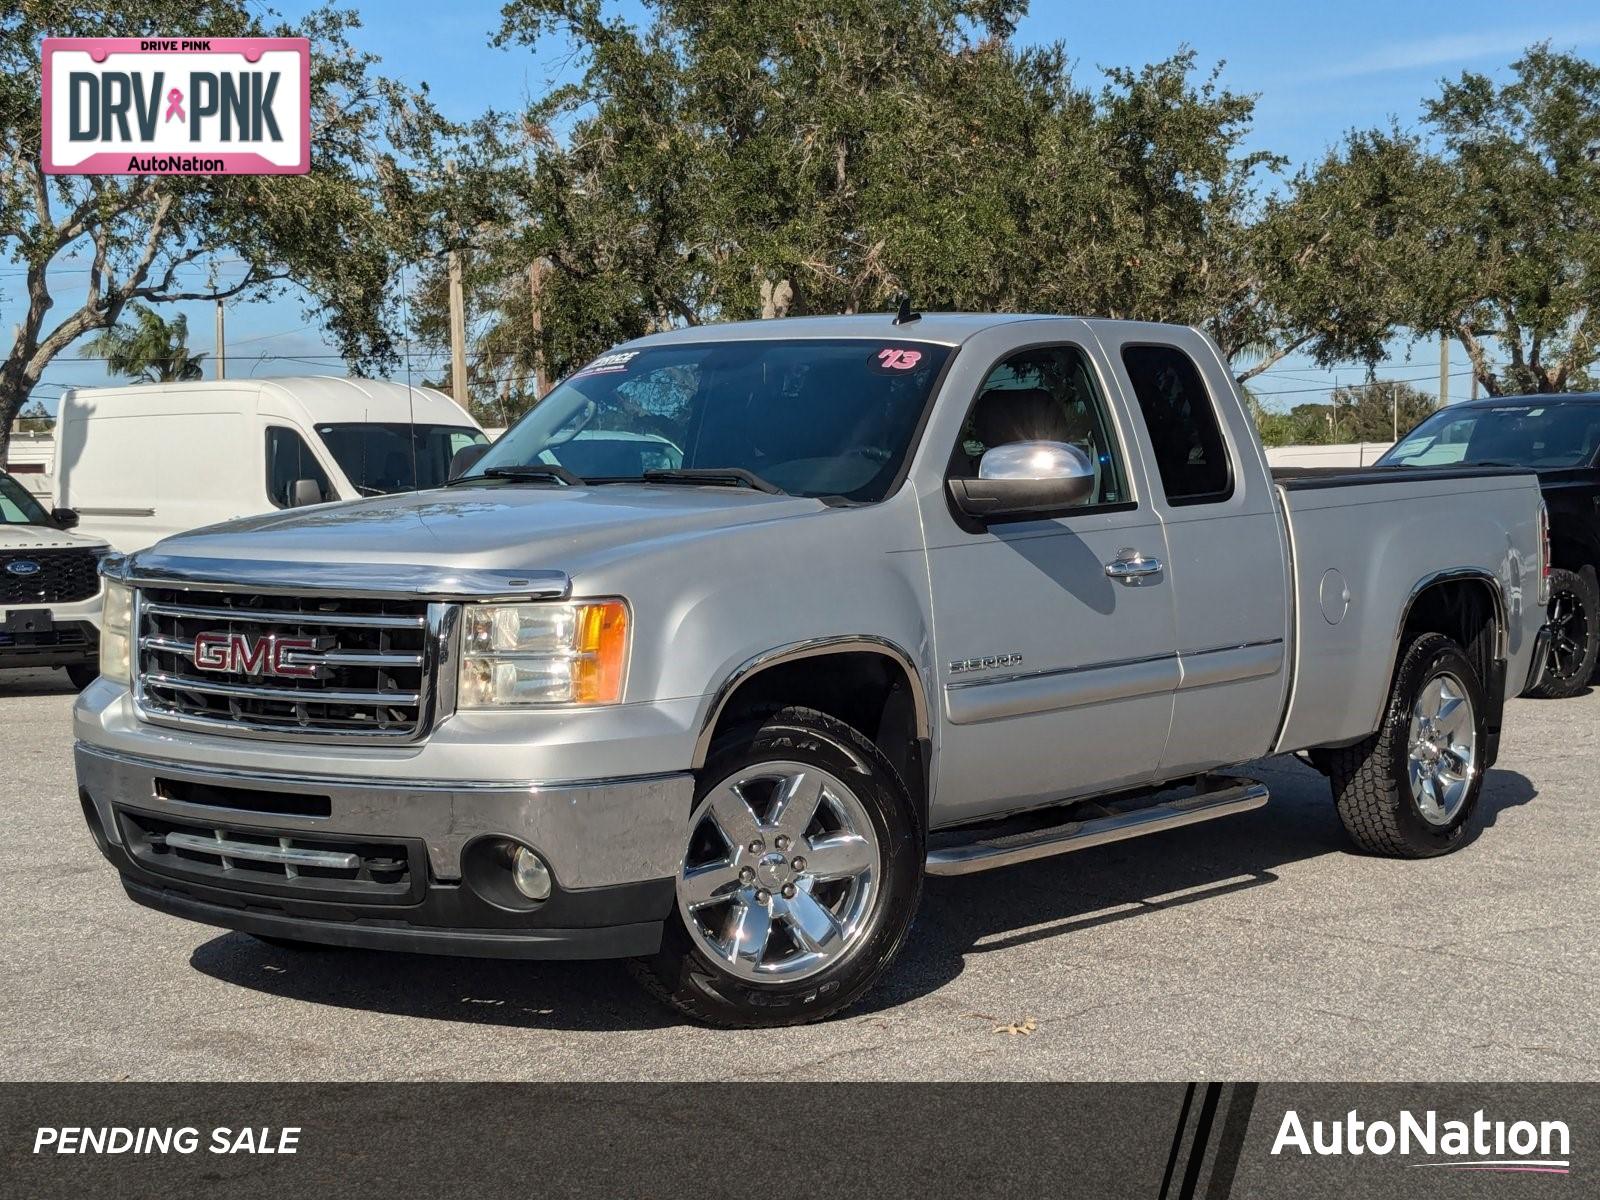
75;314;1549;1027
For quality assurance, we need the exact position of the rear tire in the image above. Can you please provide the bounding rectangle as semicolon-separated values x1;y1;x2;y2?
631;706;923;1028
1528;565;1599;699
65;663;98;691
1328;632;1487;858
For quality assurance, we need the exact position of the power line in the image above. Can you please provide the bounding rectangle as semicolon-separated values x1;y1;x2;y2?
1249;369;1475;398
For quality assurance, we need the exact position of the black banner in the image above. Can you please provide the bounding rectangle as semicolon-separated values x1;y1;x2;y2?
1;1083;1591;1198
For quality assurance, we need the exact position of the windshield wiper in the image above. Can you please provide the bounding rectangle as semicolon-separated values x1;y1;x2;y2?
641;467;784;494
445;464;586;488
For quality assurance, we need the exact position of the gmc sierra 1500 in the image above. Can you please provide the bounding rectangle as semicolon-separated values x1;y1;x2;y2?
75;314;1550;1027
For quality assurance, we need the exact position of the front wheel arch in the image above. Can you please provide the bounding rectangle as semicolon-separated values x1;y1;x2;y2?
693;640;933;821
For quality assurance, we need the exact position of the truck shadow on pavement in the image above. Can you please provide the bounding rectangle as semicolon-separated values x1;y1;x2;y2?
186;757;1537;1032
0;668;80;697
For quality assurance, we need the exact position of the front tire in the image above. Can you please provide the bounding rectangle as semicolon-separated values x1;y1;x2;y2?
1328;632;1487;858
631;706;923;1027
1528;565;1599;699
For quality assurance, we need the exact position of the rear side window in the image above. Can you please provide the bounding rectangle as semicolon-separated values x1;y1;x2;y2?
1121;345;1232;505
265;427;334;508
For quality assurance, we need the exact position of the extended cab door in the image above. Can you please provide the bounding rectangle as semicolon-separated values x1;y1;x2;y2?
919;321;1179;824
1091;325;1292;777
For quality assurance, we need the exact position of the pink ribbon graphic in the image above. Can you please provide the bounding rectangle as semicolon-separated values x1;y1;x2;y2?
164;88;185;123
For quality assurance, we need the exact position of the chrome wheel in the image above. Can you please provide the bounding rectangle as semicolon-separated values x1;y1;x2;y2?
677;761;880;984
1546;586;1590;683
1406;671;1476;826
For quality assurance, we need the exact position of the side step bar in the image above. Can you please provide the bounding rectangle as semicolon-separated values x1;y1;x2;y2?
925;778;1269;877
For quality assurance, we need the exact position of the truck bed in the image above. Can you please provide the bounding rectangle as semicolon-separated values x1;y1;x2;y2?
1271;464;1532;489
1272;465;1544;755
1273;467;1523;489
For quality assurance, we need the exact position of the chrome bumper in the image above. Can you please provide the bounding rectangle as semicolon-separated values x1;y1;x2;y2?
74;741;693;888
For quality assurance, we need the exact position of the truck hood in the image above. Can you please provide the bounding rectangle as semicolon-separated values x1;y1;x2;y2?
0;524;107;552
145;483;827;572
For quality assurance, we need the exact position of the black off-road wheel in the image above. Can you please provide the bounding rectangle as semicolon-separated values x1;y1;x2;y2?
1327;632;1488;858
1528;566;1599;699
631;706;923;1028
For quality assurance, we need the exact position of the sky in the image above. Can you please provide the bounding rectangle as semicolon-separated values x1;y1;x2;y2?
14;0;1600;417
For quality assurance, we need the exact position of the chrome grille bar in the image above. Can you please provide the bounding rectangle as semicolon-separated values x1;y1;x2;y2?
163;830;361;870
141;600;426;628
139;633;423;667
142;672;421;706
137;703;440;739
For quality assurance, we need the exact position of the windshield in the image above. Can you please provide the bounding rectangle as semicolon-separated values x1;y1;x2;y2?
315;422;488;494
465;338;954;502
1379;402;1600;469
0;473;51;526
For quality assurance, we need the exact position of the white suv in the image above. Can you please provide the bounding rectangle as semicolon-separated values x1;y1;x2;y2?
1;470;108;689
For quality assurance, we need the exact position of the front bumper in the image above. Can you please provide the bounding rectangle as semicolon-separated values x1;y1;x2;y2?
2;588;102;671
76;741;692;960
0;618;97;669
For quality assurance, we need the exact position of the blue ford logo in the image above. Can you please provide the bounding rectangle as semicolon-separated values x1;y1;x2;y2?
5;560;41;577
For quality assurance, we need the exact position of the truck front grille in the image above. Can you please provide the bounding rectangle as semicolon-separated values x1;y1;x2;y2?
0;548;100;605
134;586;436;742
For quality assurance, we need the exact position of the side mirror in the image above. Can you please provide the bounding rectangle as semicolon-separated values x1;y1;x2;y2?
289;478;326;508
449;443;490;480
947;441;1095;519
51;507;80;530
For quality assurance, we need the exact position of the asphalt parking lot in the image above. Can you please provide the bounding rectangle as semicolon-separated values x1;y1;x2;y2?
3;666;1596;1083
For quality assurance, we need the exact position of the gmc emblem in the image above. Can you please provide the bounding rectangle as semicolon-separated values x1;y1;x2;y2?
193;631;320;678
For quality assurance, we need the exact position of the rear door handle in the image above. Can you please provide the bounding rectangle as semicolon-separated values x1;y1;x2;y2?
1105;550;1164;585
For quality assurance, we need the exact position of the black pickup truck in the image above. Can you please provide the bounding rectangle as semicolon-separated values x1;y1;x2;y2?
1379;392;1600;698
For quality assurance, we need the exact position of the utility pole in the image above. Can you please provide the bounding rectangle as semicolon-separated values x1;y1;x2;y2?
528;258;550;398
448;246;468;411
1439;334;1449;408
214;301;225;380
445;160;469;412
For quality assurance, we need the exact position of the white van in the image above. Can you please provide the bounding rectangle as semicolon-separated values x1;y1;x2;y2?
54;376;487;552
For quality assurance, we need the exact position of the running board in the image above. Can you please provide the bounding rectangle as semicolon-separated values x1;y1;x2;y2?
925;778;1269;877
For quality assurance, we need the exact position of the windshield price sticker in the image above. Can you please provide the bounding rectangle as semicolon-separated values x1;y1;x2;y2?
870;347;925;372
570;350;640;380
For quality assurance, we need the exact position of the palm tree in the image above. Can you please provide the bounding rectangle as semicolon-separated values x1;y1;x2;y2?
79;305;208;383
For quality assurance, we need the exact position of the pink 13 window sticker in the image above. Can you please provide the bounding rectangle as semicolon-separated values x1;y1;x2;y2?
871;347;925;372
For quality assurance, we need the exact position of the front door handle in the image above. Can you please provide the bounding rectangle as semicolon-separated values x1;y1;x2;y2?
1104;549;1164;585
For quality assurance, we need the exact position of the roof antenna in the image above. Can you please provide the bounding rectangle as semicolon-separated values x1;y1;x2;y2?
892;293;920;325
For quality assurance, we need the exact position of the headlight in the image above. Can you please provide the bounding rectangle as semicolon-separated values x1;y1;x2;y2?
457;600;629;707
99;580;134;684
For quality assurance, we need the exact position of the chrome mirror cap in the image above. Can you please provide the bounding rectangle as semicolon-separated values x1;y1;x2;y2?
978;440;1095;482
950;441;1096;520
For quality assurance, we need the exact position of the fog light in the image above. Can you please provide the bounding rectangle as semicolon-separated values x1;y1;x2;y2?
511;846;552;901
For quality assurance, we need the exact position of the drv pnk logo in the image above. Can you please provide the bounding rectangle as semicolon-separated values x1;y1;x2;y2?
42;38;309;175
